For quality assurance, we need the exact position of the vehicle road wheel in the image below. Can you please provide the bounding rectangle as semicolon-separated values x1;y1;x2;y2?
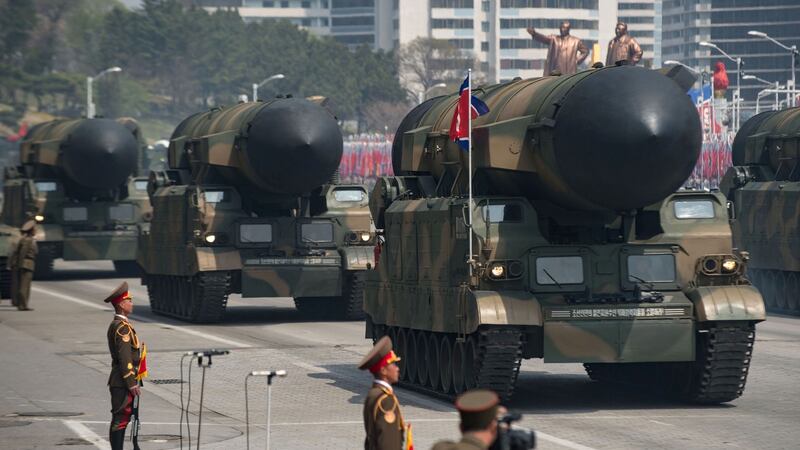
775;271;788;310
463;335;478;390
787;272;799;313
439;334;453;394
415;330;428;387
452;339;466;394
396;328;408;382
426;332;441;391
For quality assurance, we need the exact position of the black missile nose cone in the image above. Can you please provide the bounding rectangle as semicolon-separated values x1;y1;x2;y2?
247;99;343;194
64;119;138;190
553;66;702;211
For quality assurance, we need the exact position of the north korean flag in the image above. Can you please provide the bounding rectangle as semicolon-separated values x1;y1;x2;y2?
448;73;490;150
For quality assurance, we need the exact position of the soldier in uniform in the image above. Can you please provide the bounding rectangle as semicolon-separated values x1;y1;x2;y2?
432;390;501;450
527;21;589;76
606;22;643;67
9;220;37;311
358;336;406;450
104;282;143;449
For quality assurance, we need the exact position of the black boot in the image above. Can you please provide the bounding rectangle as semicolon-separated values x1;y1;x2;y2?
109;429;126;450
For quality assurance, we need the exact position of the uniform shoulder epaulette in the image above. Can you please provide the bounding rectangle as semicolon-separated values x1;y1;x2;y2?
115;322;132;342
373;392;397;419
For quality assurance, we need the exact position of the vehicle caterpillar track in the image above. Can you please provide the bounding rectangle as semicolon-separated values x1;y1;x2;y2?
373;325;523;401
365;65;765;403
294;271;366;320
722;107;800;315
2;118;151;278
0;257;10;299
584;322;755;403
138;99;375;323
146;272;230;323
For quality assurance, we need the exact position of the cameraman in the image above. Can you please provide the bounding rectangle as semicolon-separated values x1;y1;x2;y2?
431;390;501;450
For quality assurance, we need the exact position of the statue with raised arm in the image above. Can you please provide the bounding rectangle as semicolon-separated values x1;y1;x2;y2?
606;22;643;66
527;21;589;76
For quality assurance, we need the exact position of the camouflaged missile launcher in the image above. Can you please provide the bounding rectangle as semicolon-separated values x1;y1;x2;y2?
0;223;20;299
722;106;800;315
1;118;151;277
137;99;375;323
365;66;765;403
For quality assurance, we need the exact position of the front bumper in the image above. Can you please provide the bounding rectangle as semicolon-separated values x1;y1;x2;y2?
543;302;696;363
241;257;343;298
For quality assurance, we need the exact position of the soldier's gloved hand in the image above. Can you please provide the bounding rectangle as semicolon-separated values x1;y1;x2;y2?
526;26;536;36
129;385;141;397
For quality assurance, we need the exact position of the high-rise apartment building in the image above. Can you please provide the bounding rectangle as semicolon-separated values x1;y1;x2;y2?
617;0;657;68
197;1;635;83
662;0;800;103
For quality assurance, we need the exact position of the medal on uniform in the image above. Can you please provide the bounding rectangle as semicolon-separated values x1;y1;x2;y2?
122;334;130;343
384;410;396;424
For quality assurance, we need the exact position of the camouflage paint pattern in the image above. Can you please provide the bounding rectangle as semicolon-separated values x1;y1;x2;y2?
0;223;20;298
366;191;763;364
138;100;374;312
140;181;373;298
365;67;764;381
722;106;800;314
1;119;151;270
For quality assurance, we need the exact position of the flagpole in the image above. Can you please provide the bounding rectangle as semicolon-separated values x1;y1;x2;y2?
467;68;474;278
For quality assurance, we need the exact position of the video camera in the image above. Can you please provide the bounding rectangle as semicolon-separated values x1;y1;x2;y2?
489;412;536;450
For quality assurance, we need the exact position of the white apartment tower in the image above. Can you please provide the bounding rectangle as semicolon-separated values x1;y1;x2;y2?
200;1;659;82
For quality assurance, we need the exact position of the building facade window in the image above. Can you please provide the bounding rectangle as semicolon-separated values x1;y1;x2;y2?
619;2;654;10
431;0;475;8
500;59;544;70
500;0;598;9
500;18;598;29
431;19;474;29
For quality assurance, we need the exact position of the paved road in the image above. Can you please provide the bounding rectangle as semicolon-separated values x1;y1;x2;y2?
0;260;798;449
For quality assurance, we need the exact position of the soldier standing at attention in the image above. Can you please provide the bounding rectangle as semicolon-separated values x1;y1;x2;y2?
606;22;643;67
358;336;408;450
432;390;501;450
9;220;37;311
105;282;144;450
526;21;589;76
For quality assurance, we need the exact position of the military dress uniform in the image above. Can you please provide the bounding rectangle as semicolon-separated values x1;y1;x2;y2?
104;282;144;449
359;336;407;450
431;390;500;450
9;220;37;310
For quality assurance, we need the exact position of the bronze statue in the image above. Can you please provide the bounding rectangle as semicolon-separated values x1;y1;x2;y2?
606;22;643;66
527;21;589;76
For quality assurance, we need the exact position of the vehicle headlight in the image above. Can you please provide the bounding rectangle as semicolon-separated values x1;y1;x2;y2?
203;232;229;245
721;258;738;273
489;263;506;279
34;214;45;223
360;232;371;242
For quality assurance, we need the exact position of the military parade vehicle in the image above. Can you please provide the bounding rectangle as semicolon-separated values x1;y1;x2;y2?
1;118;151;277
137;98;374;323
722;107;800;315
0;223;19;299
364;65;766;403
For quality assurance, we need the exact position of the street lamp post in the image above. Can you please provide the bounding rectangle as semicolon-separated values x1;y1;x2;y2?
664;60;700;75
748;30;798;107
744;74;781;113
252;74;285;102
666;60;717;139
418;83;447;104
86;66;122;119
700;41;742;130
